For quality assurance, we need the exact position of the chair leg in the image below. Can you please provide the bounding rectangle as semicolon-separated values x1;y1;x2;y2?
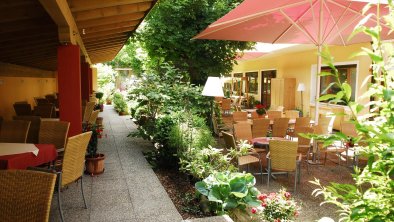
80;176;87;209
57;174;65;222
267;159;271;187
259;158;263;184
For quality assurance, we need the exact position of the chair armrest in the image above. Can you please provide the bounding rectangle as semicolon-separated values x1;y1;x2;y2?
27;166;56;174
266;151;270;159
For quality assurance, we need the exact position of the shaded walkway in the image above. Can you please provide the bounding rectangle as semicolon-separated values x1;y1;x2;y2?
50;105;182;222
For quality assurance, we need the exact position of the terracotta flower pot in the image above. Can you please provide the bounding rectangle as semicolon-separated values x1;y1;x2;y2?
85;153;105;175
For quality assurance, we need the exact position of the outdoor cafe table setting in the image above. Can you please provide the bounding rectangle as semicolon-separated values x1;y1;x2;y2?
0;143;57;169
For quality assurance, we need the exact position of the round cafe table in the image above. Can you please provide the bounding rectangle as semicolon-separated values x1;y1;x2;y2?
252;137;288;146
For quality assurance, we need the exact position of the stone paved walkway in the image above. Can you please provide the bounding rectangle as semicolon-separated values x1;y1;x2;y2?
49;105;182;222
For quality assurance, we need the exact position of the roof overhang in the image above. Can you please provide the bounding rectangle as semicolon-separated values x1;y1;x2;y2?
0;0;156;71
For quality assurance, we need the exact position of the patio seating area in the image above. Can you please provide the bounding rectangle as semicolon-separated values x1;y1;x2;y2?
40;105;353;222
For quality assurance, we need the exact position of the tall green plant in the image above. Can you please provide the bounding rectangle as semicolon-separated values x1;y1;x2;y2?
310;2;394;221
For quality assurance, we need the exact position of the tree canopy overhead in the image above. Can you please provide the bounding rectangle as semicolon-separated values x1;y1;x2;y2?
121;0;253;84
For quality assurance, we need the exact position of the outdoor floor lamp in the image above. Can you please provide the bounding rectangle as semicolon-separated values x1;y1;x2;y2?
297;83;305;116
202;77;224;129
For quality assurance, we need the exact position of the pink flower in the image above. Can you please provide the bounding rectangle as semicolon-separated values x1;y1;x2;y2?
284;192;291;199
274;219;281;222
251;208;257;214
294;211;299;217
258;193;267;201
261;202;267;207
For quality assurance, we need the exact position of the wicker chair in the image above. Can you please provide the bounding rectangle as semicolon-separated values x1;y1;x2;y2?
0;120;31;143
13;103;33;116
250;111;259;119
288;117;311;138
87;110;100;125
35;97;50;105
234;122;267;154
311;125;345;166
267;140;301;192
221;98;232;115
39;121;70;153
34;104;55;118
83;102;95;123
272;118;289;137
232;111;248;122
252;118;270;138
284;110;300;119
318;115;336;134
222;131;263;183
13;116;41;144
266;110;282;120
233;122;252;142
0;170;56;222
56;131;92;222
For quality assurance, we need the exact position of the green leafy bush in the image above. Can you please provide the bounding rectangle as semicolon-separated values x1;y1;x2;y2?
308;2;394;221
195;171;261;215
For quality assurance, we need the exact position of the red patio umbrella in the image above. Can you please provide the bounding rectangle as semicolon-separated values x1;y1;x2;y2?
194;0;393;123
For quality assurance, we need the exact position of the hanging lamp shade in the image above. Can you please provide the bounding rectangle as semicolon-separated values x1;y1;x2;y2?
202;77;224;97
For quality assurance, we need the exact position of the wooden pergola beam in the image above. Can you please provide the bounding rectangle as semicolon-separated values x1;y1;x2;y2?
82;33;129;42
39;0;91;64
81;21;138;34
74;2;152;21
77;12;145;29
82;27;135;39
85;38;128;48
69;0;153;12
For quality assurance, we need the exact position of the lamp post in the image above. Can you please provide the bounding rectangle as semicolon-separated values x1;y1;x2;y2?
297;83;305;116
202;77;224;130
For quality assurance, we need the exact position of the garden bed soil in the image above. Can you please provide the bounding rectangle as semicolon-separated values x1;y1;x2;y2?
154;168;213;220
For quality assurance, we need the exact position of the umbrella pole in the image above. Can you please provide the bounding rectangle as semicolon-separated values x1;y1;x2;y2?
314;45;322;125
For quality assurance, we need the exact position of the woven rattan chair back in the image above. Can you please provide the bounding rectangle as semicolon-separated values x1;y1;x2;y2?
341;121;357;137
233;122;252;142
35;97;49;105
0;120;31;143
13;103;33;116
252;118;270;138
250;111;259;119
13;116;41;144
232;111;247;122
318;115;335;134
272;118;289;137
294;117;311;129
35;104;55;118
221;98;231;115
83;102;95;123
39;121;70;151
295;127;314;154
269;140;298;171
267;110;282;120
61;131;92;187
88;110;100;125
0;170;56;222
284;110;299;119
222;131;237;150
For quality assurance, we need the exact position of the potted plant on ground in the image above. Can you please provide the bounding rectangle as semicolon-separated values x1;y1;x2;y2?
95;92;104;112
83;124;105;175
